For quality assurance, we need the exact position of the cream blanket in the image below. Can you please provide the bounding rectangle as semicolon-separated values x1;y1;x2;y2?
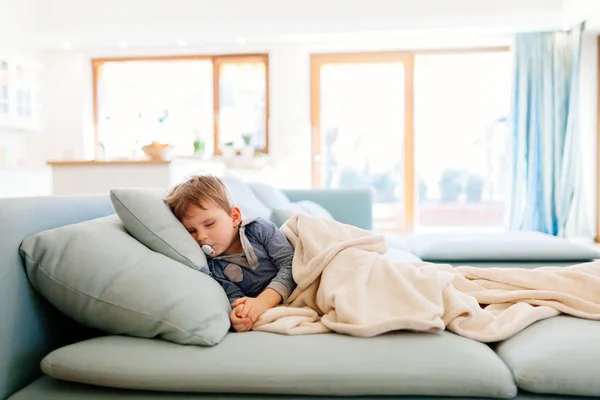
253;214;600;342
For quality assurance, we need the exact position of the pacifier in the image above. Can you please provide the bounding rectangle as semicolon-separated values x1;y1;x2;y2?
202;244;216;256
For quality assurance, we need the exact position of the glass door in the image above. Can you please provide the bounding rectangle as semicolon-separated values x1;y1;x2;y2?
413;51;512;231
311;53;414;232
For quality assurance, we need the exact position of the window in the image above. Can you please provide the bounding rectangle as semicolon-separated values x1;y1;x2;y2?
15;66;35;119
311;48;512;233
0;61;8;118
0;60;40;131
311;53;413;232
215;57;268;151
93;55;269;160
414;51;512;231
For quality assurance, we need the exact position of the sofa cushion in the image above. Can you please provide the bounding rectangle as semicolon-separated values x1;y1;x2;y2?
444;261;582;269
269;204;331;228
405;231;600;261
495;315;600;397
246;182;292;210
221;174;272;219
269;204;305;228
20;215;231;346
40;332;516;398
110;187;209;273
375;231;411;251
269;201;335;228
295;200;334;219
384;247;423;263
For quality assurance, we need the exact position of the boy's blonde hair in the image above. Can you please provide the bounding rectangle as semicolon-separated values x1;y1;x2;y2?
164;174;235;220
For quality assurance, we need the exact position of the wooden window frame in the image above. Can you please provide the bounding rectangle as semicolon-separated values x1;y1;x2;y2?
310;52;415;230
91;53;269;159
310;47;509;233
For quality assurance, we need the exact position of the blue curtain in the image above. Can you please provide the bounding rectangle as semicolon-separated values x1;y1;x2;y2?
509;23;587;237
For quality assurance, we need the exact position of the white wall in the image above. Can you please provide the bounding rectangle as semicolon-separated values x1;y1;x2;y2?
0;0;28;171
0;0;52;197
37;52;95;162
32;0;563;49
266;47;312;188
0;0;35;55
562;0;600;30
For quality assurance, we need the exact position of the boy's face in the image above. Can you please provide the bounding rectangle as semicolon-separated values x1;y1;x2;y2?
181;201;242;257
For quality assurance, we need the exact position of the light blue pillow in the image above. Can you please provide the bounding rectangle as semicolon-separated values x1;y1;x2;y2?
20;215;231;346
269;201;335;228
405;231;600;261
220;174;271;219
269;204;305;228
295;200;334;220
110;187;209;273
247;182;292;210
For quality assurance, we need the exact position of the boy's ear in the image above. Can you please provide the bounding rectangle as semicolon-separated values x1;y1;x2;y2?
230;206;242;226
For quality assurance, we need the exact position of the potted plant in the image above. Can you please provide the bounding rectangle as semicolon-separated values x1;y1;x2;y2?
240;133;254;159
221;141;235;158
192;129;206;158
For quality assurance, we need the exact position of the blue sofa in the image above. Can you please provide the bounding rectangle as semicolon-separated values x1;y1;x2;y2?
2;181;600;400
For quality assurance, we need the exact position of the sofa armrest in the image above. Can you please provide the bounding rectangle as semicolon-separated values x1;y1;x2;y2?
0;195;115;399
281;189;373;230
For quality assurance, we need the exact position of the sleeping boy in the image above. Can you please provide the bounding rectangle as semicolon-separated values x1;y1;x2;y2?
164;174;296;332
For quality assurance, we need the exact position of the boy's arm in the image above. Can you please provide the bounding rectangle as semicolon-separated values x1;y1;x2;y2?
260;220;296;302
232;220;296;323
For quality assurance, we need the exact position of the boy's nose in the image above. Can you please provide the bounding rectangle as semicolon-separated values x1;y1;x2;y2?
198;231;208;242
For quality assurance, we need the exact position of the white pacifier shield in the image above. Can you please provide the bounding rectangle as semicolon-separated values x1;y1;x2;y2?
202;245;215;256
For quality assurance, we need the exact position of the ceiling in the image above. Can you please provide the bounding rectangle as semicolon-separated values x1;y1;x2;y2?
30;0;600;50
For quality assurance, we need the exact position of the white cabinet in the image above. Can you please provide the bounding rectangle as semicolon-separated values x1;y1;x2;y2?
48;158;227;195
0;58;40;133
47;155;276;196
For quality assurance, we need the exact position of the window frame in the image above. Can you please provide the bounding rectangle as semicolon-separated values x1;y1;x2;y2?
91;53;269;159
310;46;510;233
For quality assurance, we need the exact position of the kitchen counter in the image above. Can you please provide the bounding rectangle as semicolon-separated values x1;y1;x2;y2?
47;157;227;195
46;156;274;195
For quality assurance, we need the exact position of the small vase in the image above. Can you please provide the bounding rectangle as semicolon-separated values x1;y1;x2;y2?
241;145;254;159
221;145;235;158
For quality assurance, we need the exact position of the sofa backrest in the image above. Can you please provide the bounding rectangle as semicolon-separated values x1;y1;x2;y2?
0;181;373;398
221;174;374;230
0;195;115;399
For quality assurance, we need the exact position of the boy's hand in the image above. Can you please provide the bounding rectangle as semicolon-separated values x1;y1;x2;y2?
232;287;282;323
232;297;270;323
229;305;252;332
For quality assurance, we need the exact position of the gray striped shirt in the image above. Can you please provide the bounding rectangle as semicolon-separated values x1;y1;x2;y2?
207;218;296;305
